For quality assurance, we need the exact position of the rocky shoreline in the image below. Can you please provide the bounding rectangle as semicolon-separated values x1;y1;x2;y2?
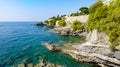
54;28;87;37
42;42;120;67
14;59;61;67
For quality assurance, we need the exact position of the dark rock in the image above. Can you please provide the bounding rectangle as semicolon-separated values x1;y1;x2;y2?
4;57;14;65
54;28;88;37
0;64;5;67
34;22;44;26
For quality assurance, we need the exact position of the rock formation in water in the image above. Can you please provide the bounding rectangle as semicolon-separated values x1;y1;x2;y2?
16;59;61;67
34;22;44;26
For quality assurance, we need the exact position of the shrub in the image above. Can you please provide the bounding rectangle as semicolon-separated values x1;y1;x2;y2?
79;7;89;15
86;0;120;50
58;20;66;26
71;20;83;30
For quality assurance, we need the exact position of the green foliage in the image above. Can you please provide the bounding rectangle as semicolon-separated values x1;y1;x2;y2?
70;6;89;16
70;12;80;16
45;15;63;26
45;19;56;26
89;0;103;13
71;20;83;30
79;6;89;15
86;0;120;50
58;20;66;26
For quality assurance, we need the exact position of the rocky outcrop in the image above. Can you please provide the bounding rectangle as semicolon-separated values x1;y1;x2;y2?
34;22;44;26
16;59;61;67
86;29;110;46
54;27;88;37
43;42;120;67
72;44;120;67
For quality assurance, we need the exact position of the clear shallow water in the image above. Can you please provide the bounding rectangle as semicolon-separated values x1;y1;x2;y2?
0;22;94;67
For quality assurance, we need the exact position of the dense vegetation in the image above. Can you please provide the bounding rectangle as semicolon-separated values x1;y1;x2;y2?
45;15;64;26
70;7;89;16
86;0;120;50
58;20;66;27
71;20;83;31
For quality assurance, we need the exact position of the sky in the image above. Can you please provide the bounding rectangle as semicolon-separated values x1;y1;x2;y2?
0;0;97;21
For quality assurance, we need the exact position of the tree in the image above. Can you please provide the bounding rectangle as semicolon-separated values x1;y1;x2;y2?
89;0;103;13
71;20;83;30
79;7;89;15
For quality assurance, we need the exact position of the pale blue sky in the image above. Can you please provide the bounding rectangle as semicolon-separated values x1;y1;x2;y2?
0;0;97;21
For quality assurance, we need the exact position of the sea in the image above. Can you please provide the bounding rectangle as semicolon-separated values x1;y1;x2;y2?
0;22;95;67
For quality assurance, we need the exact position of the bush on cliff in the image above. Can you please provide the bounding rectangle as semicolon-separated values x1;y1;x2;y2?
79;6;89;15
58;20;66;27
86;0;120;50
71;20;83;31
70;12;80;16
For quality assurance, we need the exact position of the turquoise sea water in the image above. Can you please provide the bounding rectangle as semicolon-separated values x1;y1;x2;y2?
0;22;94;67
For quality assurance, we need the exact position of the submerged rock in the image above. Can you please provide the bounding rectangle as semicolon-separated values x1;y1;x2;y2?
42;42;61;52
36;59;61;67
17;59;61;67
